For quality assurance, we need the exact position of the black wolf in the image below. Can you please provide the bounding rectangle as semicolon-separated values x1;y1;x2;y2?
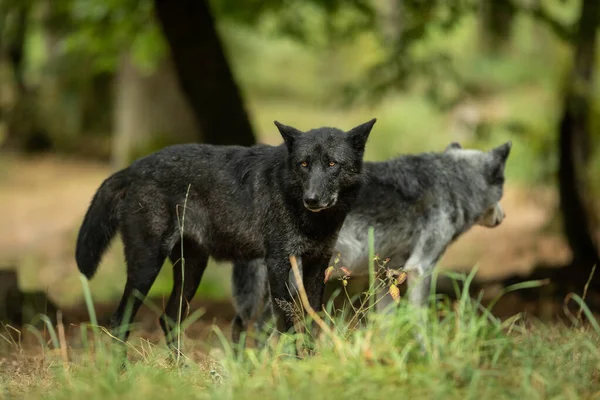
75;119;376;350
230;141;512;344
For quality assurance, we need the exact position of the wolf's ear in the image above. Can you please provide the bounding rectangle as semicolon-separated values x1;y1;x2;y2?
274;121;302;149
490;141;512;163
347;118;376;152
487;141;512;184
445;142;462;152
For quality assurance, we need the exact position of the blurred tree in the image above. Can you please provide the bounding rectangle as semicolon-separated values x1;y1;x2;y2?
345;0;473;109
64;0;197;164
115;0;375;156
487;0;600;293
0;0;118;155
556;0;600;281
479;0;516;53
39;0;114;156
2;0;262;162
112;54;200;168
153;0;255;147
1;0;376;159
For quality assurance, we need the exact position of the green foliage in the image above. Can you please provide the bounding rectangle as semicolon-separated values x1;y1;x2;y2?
212;0;375;45
63;0;166;74
338;0;581;112
0;0;34;47
344;0;478;108
53;0;376;77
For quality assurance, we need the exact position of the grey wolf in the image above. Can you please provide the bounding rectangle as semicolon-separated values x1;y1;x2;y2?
230;141;512;345
75;119;376;352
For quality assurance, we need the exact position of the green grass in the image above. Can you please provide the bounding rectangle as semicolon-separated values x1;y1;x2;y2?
4;300;600;398
2;266;600;399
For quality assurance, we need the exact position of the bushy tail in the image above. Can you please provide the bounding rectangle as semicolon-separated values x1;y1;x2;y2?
76;168;130;279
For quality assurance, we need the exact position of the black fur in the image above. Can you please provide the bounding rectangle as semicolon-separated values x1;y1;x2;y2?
75;119;375;350
76;169;130;279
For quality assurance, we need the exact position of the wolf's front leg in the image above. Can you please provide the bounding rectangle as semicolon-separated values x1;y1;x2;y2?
299;255;329;340
301;259;327;309
265;256;296;335
405;266;435;354
404;241;441;311
407;270;433;309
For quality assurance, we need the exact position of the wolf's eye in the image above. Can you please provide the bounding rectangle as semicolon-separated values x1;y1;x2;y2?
328;161;336;167
300;161;308;167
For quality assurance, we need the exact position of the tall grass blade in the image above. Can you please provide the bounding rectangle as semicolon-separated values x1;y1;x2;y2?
487;279;549;312
565;293;600;335
79;274;98;327
39;315;60;350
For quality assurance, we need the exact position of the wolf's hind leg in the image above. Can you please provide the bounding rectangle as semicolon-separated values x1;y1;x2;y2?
231;259;270;348
159;238;209;355
109;238;168;343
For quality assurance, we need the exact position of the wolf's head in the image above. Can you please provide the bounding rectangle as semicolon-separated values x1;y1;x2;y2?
444;141;512;228
275;119;376;212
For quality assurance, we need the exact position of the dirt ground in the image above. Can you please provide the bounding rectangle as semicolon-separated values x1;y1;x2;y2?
0;154;596;347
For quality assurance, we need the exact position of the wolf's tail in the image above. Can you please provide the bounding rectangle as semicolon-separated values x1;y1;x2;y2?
76;168;131;279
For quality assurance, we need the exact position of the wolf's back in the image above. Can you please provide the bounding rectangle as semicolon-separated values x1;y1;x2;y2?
75;168;131;279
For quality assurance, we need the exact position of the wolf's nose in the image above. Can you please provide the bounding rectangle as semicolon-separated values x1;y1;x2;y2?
303;195;319;208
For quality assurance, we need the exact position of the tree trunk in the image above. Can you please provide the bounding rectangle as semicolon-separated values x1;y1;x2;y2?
153;0;256;146
558;0;600;277
112;53;200;169
479;0;516;53
0;269;59;330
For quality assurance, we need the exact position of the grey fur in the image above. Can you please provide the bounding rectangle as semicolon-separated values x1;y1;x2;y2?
229;141;512;345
